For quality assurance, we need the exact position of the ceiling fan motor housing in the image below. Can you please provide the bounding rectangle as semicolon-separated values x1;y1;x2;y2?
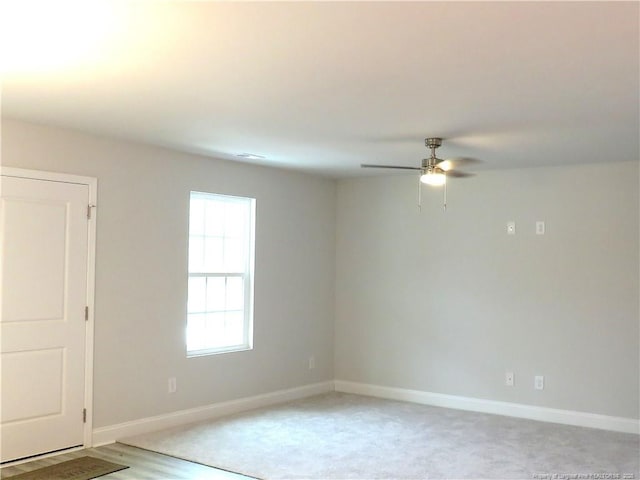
422;158;438;169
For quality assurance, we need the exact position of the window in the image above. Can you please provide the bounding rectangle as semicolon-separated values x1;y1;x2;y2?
186;191;255;356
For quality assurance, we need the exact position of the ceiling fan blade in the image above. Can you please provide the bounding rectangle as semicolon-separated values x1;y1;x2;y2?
445;170;475;178
360;164;422;170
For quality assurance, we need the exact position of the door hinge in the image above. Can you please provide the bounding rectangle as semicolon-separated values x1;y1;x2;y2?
87;204;95;219
83;408;87;423
85;306;89;321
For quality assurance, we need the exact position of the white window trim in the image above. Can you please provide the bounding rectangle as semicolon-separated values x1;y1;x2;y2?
186;191;255;357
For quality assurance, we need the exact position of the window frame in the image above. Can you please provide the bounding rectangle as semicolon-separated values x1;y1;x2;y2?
186;191;256;357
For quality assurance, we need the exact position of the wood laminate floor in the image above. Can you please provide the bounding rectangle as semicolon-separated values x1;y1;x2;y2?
1;443;254;479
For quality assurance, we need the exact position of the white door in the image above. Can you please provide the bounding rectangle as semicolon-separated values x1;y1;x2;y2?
1;173;91;462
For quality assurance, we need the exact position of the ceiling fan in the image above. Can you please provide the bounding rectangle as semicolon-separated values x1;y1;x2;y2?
361;137;478;210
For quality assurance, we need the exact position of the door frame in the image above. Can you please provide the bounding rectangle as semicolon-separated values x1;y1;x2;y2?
1;167;97;451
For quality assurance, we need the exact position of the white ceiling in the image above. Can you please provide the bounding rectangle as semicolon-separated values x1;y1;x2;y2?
2;1;638;177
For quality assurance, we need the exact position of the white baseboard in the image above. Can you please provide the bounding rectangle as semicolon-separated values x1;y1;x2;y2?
92;381;334;446
92;379;638;445
334;380;639;435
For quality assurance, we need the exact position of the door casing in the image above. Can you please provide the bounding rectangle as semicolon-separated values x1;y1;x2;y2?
0;167;97;458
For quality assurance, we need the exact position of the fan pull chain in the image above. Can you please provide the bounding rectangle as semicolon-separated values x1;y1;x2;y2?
443;178;447;211
417;176;422;211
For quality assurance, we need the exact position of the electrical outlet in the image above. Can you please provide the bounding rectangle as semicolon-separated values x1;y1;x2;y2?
505;371;514;387
534;375;544;390
168;377;177;394
536;221;545;235
308;356;316;370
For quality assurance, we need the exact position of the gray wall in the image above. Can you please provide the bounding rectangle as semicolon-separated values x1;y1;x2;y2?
3;118;638;426
1;119;336;428
335;161;639;419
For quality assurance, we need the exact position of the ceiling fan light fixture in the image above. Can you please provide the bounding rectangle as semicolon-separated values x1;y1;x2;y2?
420;171;446;186
436;160;453;171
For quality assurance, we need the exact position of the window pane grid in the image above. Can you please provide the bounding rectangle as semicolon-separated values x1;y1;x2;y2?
187;275;244;315
188;234;245;274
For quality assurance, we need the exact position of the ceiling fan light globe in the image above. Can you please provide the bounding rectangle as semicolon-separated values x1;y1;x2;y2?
420;172;446;186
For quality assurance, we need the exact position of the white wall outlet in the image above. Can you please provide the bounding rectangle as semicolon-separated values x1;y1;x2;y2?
168;377;177;394
308;356;316;370
505;371;514;387
507;221;516;235
534;375;544;390
536;221;545;235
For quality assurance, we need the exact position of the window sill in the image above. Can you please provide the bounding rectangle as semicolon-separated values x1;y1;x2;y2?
187;345;253;358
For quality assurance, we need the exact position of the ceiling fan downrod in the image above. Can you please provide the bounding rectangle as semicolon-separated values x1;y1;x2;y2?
425;137;442;165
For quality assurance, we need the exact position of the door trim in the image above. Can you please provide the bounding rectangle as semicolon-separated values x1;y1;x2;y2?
1;167;97;450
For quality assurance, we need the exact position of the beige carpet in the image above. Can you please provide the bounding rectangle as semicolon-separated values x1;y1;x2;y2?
121;392;639;479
